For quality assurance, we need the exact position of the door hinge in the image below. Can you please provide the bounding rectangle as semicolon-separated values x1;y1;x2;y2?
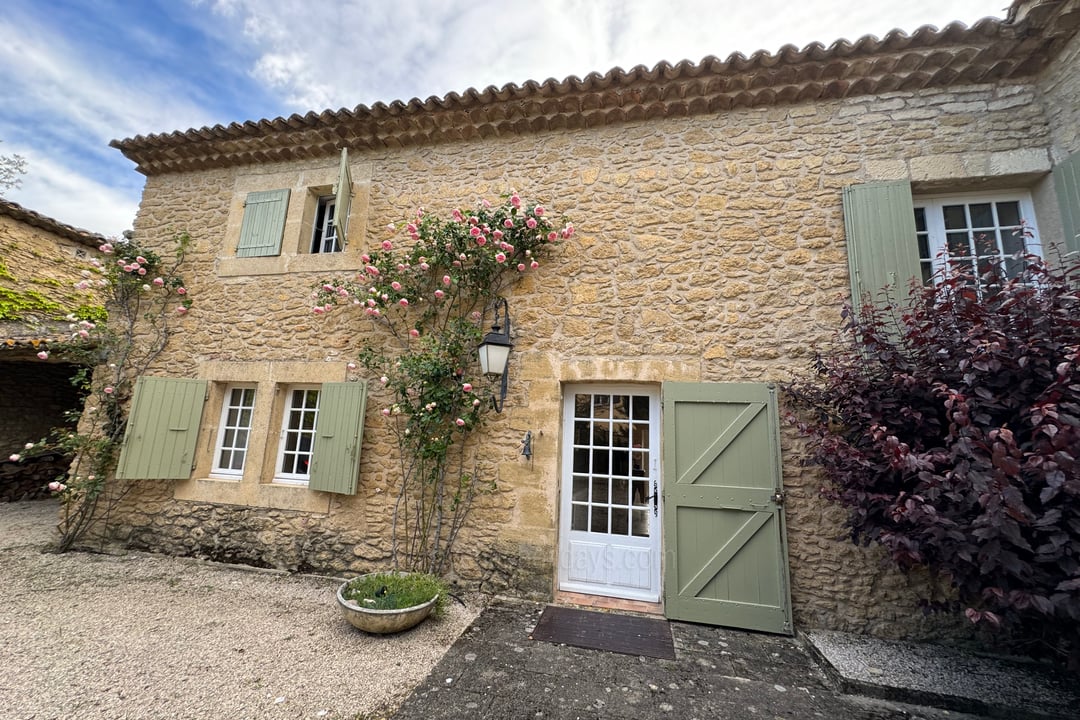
772;490;786;505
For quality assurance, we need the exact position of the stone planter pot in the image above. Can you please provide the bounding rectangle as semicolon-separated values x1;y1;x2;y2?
336;574;439;634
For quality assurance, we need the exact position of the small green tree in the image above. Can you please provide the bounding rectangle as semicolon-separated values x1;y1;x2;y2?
785;254;1080;667
313;193;573;575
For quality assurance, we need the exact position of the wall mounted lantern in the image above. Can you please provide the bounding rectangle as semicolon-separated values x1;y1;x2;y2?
477;298;513;413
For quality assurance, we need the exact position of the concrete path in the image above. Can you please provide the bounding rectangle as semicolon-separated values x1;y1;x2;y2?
391;600;1077;720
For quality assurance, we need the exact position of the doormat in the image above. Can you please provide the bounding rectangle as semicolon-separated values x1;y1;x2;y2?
528;605;676;660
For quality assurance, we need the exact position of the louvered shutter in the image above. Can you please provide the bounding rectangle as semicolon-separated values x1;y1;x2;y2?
307;382;367;494
842;181;921;310
333;149;352;245
115;377;207;479
1052;151;1080;260
236;189;289;257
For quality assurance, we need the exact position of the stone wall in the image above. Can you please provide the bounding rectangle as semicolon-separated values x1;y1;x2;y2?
100;73;1072;638
1038;27;1080;159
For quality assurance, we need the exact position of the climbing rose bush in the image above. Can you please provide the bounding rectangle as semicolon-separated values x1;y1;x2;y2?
313;193;573;575
785;254;1080;668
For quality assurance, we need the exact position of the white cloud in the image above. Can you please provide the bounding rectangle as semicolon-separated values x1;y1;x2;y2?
4;144;140;238
202;0;1008;115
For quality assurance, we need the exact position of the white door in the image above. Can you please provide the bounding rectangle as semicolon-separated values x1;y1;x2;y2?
558;385;661;602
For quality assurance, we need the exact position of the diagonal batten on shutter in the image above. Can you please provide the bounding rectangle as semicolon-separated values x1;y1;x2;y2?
333;149;352;245
843;181;921;311
236;189;289;257
1052;151;1080;260
308;381;367;494
115;377;207;480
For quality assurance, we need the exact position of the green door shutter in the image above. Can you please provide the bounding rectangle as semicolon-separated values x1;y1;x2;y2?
236;189;290;257
333;148;352;245
116;377;208;480
308;381;367;494
662;382;793;635
1052;151;1080;259
843;181;921;310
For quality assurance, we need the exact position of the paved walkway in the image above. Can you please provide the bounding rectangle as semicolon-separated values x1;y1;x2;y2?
391;600;1076;720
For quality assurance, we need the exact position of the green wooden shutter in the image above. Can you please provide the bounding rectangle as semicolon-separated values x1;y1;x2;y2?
115;377;208;480
843;181;921;310
236;189;290;257
662;382;793;634
1052;151;1080;259
308;381;367;494
333;148;352;245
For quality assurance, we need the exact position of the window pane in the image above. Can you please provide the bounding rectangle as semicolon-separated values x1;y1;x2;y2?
920;261;934;285
1002;229;1026;256
612;422;629;448
592;449;609;475
913;207;927;232
632;451;648;476
573;448;589;473
591;477;609;504
612;449;630;477
611;508;629;536
218;449;232;468
572;504;588;531
590;506;608;533
222;429;235;447
943;205;968;230
230;450;245;470
592;395;610;418
947;231;971;257
592;421;610;446
632;509;649;537
574;420;590;445
612;395;630;419
996;201;1021;227
611;477;629;505
572;476;589;501
917;234;930;261
632;479;649;506
968;203;994;228
631;395;649;421
574;394;590;418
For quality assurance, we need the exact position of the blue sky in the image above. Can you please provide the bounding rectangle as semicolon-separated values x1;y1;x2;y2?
0;0;1009;237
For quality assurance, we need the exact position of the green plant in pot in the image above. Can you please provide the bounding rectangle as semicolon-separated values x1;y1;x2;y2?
336;571;447;634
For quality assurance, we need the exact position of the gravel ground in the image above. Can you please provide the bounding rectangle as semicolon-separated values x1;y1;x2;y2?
0;500;481;720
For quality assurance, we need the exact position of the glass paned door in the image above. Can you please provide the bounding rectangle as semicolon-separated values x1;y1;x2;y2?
559;385;661;602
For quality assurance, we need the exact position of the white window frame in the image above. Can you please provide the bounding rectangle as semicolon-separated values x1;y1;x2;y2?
310;196;340;254
914;190;1042;285
275;386;321;484
211;385;257;478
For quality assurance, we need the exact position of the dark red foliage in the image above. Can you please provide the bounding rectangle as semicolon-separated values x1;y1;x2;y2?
785;255;1080;665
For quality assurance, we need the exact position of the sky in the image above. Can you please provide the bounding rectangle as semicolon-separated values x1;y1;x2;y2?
0;0;1012;238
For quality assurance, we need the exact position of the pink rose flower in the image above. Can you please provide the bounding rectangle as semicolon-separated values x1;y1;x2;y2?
495;253;506;263
456;418;465;427
470;226;481;237
517;263;526;271
462;383;472;392
36;351;48;360
347;362;357;370
492;229;504;240
136;256;147;264
382;240;393;250
104;386;114;394
399;298;409;307
153;277;165;286
409;328;420;338
176;287;187;295
526;218;537;229
531;260;540;269
533;205;544;216
503;218;514;228
476;236;486;246
510;194;521;208
473;398;481;407
434;289;445;299
176;306;188;315
137;267;147;275
9;454;20;462
382;408;391;416
442;275;452;286
391;281;402;291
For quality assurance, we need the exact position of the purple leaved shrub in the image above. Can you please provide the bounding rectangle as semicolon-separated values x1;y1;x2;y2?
785;255;1080;667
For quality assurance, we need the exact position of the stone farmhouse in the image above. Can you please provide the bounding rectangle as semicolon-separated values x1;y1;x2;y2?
103;0;1078;637
0;199;104;500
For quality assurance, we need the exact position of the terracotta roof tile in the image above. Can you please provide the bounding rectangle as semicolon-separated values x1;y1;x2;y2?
0;198;107;248
111;0;1080;175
